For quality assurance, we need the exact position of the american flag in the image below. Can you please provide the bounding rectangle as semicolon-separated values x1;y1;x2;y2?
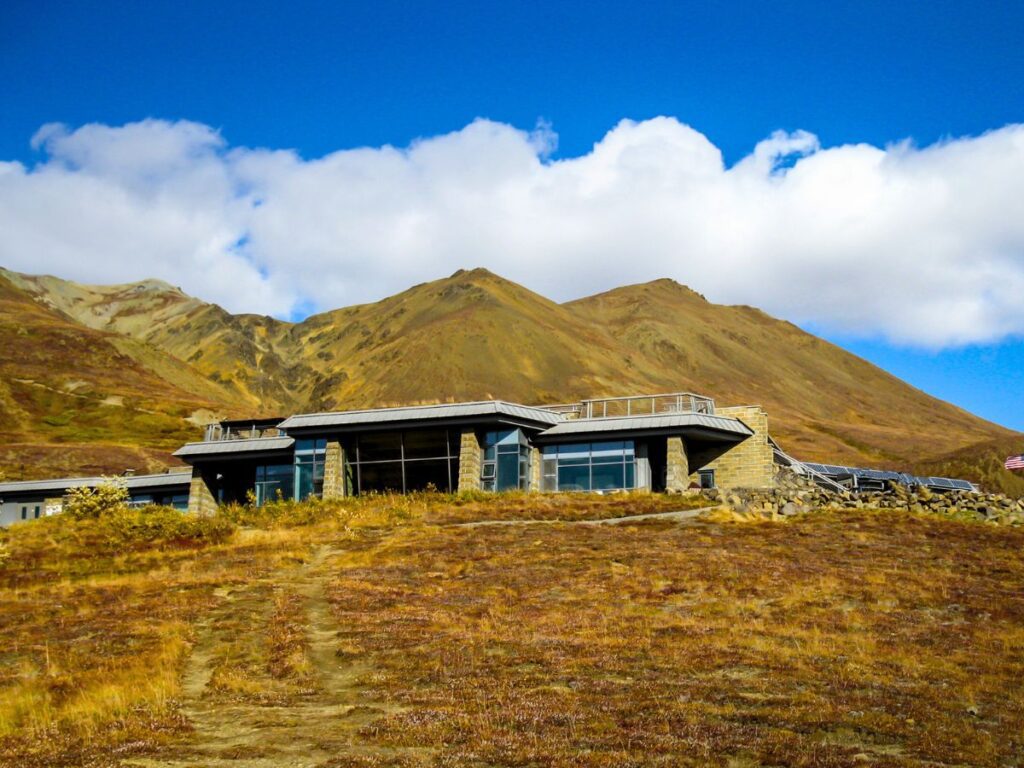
1006;454;1024;470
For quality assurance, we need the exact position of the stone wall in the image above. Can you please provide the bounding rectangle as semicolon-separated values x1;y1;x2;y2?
458;430;482;492
529;446;542;492
187;467;218;517
716;467;1024;525
322;440;347;499
666;436;690;493
696;405;773;489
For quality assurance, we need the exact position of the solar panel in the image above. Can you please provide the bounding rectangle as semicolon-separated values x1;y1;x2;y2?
796;462;976;494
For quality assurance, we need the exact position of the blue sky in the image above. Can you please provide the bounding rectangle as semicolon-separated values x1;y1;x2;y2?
1;0;1022;431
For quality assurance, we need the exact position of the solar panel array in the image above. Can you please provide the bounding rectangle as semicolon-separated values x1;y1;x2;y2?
802;462;976;492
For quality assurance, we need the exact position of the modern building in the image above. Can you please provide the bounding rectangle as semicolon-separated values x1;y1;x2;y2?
0;471;192;527
173;393;774;515
0;392;776;526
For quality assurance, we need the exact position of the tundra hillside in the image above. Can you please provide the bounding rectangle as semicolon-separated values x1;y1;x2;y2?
2;267;1020;493
0;492;1022;767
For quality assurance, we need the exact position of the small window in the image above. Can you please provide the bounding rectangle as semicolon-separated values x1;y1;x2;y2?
698;470;716;489
480;464;496;480
34;506;41;519
21;507;27;520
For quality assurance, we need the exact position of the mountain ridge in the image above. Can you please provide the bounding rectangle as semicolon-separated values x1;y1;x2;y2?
1;265;1019;493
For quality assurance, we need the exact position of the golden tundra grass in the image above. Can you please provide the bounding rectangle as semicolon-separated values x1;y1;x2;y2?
0;493;1022;767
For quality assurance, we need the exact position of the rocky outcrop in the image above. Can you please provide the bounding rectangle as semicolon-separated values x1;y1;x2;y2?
707;467;1024;525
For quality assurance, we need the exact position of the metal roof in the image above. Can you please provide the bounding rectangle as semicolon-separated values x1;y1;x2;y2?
537;413;753;439
173;436;295;459
279;401;562;430
0;471;192;497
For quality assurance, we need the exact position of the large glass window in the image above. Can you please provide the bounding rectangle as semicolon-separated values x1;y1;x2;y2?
481;430;530;491
541;441;636;492
295;439;327;501
348;429;459;494
256;463;296;505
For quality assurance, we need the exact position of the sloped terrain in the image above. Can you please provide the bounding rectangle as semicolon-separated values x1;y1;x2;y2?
0;273;241;479
2;265;1019;491
565;279;1011;465
1;497;1023;766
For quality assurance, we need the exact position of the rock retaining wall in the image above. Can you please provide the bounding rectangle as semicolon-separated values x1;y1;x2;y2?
705;468;1024;526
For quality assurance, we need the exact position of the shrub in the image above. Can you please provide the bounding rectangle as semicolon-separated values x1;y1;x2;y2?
99;504;236;547
63;479;129;520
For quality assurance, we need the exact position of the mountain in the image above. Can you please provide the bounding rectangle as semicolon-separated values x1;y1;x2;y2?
1;266;1019;492
0;271;241;480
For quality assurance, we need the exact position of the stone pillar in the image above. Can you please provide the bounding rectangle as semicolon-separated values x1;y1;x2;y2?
457;430;482;492
529;446;543;492
666;435;690;494
321;440;347;499
187;466;218;516
699;405;774;489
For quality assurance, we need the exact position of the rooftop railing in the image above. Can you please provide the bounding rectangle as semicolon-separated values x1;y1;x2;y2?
203;422;285;442
537;393;715;420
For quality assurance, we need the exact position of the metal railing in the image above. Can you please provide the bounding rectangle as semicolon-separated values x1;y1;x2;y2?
202;423;285;442
577;392;715;419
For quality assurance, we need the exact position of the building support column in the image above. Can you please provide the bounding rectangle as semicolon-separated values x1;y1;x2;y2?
529;446;543;492
699;406;774;489
188;467;218;516
666;435;690;494
457;430;482;493
322;440;347;499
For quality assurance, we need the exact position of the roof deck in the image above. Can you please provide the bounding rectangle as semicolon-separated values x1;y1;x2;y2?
196;393;721;443
540;392;715;420
203;417;286;442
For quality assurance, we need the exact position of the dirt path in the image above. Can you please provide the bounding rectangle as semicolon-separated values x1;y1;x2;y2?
126;545;415;768
451;506;717;528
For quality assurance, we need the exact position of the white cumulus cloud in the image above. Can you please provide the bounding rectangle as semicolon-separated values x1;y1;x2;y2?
1;115;1023;347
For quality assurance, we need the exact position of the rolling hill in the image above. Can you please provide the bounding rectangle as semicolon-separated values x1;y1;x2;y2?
1;266;1019;492
0;271;241;480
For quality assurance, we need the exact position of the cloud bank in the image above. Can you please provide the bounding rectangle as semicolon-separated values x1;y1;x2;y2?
2;117;1023;347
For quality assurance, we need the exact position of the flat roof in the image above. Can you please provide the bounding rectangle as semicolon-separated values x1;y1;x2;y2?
279;401;562;431
174;436;295;459
0;471;193;497
536;413;753;440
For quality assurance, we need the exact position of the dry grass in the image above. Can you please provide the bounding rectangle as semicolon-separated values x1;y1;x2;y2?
0;497;1022;767
327;508;1024;767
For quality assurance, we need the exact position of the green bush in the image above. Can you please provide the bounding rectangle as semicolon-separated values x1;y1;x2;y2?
64;479;129;520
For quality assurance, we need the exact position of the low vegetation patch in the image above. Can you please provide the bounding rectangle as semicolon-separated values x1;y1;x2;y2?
0;494;1021;766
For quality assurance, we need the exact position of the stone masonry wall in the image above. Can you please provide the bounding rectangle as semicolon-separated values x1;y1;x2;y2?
187;467;218;517
322;440;347;499
697;405;773;489
666;436;690;493
529;446;542;492
458;430;482;492
717;466;1024;525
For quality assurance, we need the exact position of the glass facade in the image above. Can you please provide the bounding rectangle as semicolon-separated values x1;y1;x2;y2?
345;429;459;494
294;439;327;501
127;492;191;510
481;430;530;491
255;463;296;505
541;441;636;492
